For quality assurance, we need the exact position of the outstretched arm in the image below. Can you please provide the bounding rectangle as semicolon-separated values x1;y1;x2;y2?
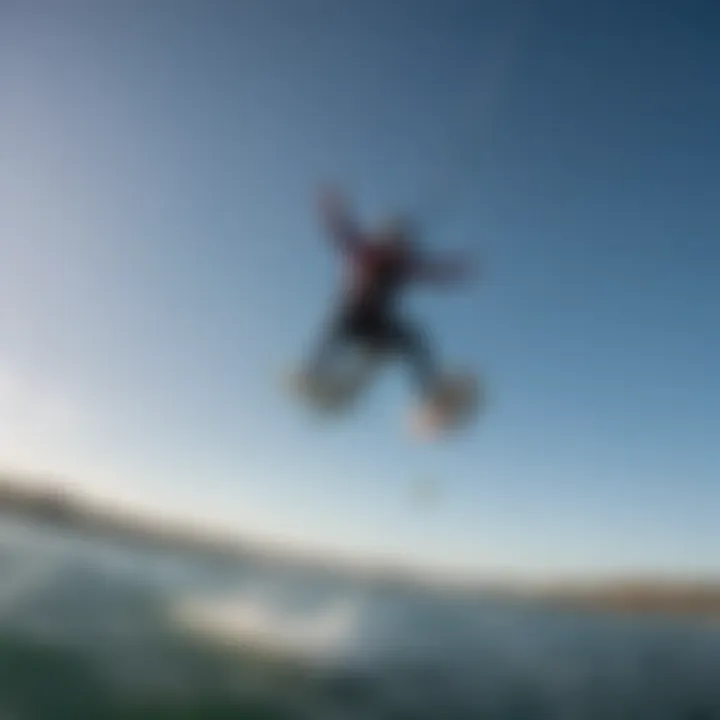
412;253;477;285
318;187;363;254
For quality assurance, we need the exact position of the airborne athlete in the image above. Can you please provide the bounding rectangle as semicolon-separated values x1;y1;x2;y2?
297;187;477;431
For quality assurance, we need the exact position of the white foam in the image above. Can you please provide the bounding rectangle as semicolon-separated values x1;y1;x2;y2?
173;587;364;664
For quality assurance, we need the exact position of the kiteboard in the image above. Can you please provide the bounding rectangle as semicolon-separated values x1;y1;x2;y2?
286;349;482;438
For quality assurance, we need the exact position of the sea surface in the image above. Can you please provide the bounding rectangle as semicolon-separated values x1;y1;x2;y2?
0;512;718;719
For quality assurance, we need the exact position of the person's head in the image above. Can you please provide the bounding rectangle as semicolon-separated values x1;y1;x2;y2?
373;215;418;257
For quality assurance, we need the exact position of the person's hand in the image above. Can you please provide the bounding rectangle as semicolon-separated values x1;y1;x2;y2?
440;253;477;283
317;185;361;251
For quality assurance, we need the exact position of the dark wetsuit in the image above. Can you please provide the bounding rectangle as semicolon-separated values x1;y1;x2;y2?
309;194;466;399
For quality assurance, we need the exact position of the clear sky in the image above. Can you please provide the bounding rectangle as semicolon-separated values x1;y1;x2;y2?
1;0;719;580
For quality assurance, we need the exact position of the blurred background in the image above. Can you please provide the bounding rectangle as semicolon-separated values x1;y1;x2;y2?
1;0;719;717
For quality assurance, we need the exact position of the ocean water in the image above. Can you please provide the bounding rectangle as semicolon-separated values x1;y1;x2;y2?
0;513;718;719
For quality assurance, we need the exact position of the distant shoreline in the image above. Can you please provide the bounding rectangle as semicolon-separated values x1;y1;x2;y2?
1;473;719;620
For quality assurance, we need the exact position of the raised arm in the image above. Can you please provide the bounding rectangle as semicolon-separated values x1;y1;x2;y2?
318;187;363;254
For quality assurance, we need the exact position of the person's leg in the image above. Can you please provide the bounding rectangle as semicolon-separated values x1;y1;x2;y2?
384;317;439;400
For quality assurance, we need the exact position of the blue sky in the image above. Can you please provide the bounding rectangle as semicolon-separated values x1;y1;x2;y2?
1;0;718;580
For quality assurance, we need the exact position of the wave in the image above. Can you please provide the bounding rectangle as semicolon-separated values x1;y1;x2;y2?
1;514;720;719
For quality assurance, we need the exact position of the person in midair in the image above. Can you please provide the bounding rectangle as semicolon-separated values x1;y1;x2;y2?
305;187;475;409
